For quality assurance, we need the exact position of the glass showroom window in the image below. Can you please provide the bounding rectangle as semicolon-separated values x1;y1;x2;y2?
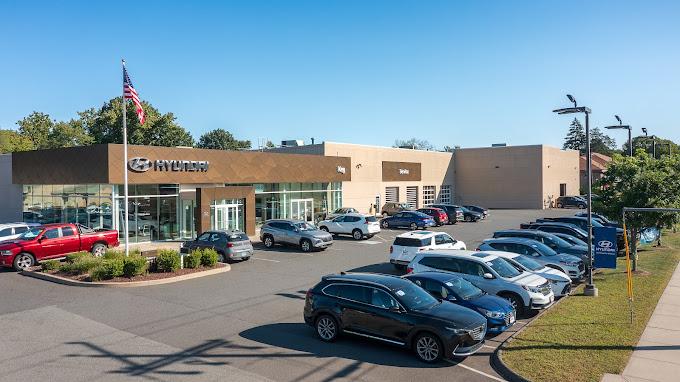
113;184;180;243
22;184;113;229
439;185;451;204
254;182;342;225
423;186;436;206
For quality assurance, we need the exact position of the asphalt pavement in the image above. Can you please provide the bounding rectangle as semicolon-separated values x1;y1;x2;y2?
0;209;572;382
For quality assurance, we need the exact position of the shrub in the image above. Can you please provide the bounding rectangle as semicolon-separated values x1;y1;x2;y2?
61;256;102;275
41;260;61;272
90;259;124;281
156;250;180;272
184;249;202;269
200;248;219;267
123;255;148;277
65;251;91;264
103;250;125;260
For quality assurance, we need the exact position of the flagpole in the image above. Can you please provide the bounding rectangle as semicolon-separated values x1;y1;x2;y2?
122;59;130;257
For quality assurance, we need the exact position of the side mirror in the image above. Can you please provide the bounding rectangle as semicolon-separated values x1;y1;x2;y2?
483;273;494;279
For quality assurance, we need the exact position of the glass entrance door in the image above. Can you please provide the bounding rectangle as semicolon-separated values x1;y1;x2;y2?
180;199;195;239
290;199;314;222
213;204;240;231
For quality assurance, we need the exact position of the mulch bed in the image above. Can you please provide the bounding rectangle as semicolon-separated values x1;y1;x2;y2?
31;263;227;283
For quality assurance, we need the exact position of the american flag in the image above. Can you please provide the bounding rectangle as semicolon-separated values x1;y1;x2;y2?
123;66;145;125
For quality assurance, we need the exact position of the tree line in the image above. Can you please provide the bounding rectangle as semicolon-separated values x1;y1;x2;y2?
0;97;251;153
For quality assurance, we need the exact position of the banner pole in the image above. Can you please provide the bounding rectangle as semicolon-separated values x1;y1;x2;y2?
622;211;633;324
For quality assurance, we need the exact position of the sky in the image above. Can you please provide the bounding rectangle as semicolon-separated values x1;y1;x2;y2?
1;0;679;150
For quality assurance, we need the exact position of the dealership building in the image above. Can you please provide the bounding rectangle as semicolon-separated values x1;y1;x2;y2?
0;142;578;241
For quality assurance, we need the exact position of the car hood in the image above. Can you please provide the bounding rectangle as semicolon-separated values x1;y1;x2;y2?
0;240;27;250
420;301;486;329
303;230;333;240
469;294;513;313
506;272;547;287
537;267;571;282
554;253;582;264
562;245;588;254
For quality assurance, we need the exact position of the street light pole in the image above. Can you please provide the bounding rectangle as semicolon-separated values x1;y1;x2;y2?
604;115;632;157
553;94;598;297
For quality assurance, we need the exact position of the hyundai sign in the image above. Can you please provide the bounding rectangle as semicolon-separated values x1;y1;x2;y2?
593;226;618;269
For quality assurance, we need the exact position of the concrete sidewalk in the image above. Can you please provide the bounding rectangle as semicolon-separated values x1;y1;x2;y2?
602;262;680;382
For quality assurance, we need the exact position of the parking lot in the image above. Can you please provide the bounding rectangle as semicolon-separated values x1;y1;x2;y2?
0;209;571;382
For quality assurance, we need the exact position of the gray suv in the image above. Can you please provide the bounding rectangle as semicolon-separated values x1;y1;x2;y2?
381;202;412;217
260;219;333;252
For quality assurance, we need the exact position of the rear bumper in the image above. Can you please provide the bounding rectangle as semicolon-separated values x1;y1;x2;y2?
228;249;253;259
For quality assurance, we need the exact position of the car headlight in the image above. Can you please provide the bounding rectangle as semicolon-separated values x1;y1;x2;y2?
445;327;468;335
0;250;13;256
312;238;322;243
522;285;541;293
479;308;505;319
559;260;578;266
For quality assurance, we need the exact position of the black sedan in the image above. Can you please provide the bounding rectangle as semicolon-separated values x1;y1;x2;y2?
304;272;487;363
457;206;483;222
463;205;488;219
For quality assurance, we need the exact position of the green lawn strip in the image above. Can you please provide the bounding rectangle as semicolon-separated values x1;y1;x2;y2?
501;232;680;382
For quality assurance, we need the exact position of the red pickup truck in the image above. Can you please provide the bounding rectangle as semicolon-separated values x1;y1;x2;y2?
0;223;120;270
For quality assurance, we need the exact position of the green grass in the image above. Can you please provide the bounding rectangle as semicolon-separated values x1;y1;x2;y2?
502;232;680;382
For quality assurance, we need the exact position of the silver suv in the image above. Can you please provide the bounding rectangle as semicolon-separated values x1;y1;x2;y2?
260;219;333;252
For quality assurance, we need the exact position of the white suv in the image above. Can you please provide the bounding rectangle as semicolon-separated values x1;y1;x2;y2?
471;250;572;297
317;213;381;240
408;250;554;314
0;223;39;242
389;231;466;270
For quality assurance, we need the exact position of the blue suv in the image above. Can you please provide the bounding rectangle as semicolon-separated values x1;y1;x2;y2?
381;211;436;230
404;272;516;333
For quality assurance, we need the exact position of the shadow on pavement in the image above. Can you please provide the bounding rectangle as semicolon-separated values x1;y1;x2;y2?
346;262;403;275
239;322;448;369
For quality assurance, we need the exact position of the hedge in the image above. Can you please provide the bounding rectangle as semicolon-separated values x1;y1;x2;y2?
156;250;181;272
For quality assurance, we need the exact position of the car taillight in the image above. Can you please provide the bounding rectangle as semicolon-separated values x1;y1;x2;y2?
227;242;234;248
389;245;393;253
406;266;414;274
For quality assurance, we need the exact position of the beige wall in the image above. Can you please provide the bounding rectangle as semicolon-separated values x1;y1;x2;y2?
455;145;544;209
542;146;580;207
323;142;455;214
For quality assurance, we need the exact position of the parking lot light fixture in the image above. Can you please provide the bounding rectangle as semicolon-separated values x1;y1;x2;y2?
604;115;633;156
553;94;598;297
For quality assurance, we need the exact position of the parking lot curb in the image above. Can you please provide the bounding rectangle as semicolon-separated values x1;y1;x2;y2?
491;293;570;382
20;264;231;287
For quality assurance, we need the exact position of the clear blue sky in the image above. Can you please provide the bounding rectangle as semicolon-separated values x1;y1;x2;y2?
1;0;679;149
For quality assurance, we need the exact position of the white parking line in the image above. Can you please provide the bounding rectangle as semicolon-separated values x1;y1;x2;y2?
446;360;507;382
481;344;496;349
250;257;280;263
360;241;382;245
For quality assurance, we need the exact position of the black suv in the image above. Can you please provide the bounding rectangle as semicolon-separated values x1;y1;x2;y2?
555;196;587;209
428;204;463;224
304;273;487;363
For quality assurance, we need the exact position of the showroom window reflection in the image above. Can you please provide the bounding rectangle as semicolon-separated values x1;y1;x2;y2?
22;184;113;229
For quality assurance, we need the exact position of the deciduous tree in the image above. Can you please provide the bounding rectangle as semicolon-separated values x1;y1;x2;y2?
197;129;251;150
0;129;34;153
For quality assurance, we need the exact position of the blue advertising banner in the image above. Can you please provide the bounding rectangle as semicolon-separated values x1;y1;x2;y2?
594;226;618;269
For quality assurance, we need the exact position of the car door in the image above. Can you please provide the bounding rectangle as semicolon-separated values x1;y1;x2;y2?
39;228;63;259
391;213;405;227
279;222;298;244
59;226;81;254
344;216;361;234
362;287;412;342
329;216;347;234
458;259;498;295
334;284;374;332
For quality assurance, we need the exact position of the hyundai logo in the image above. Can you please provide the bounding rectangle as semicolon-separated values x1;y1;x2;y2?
128;157;153;172
598;240;614;249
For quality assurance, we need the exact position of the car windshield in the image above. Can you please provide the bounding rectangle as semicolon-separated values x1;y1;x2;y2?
486;258;522;278
531;241;559;256
545;235;572;249
18;227;43;240
445;277;483;300
294;222;316;231
393;282;438;311
563;235;587;246
511;255;544;271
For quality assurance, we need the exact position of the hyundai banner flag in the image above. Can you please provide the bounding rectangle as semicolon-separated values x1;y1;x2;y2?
594;226;618;269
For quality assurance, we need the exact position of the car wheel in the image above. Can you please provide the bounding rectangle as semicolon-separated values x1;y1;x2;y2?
578;203;586;209
500;293;524;316
91;243;106;257
263;235;274;248
319;226;329;233
13;252;35;271
300;239;312;252
414;332;443;363
464;215;472;222
315;315;339;342
218;252;227;263
382;212;389;218
556;203;563;208
409;222;418;230
381;220;390;229
352;229;363;240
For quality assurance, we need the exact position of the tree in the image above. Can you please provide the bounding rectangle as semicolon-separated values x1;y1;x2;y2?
393;138;434;151
16;112;92;149
0;129;35;153
563;118;617;156
595;151;680;270
442;145;455;152
79;97;194;147
624;136;679;158
197;129;251;150
563;118;586;152
264;140;276;149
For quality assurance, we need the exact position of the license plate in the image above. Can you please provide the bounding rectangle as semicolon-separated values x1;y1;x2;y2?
509;313;515;324
550;295;554;303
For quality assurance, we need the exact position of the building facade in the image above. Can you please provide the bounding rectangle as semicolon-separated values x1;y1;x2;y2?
2;142;579;242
